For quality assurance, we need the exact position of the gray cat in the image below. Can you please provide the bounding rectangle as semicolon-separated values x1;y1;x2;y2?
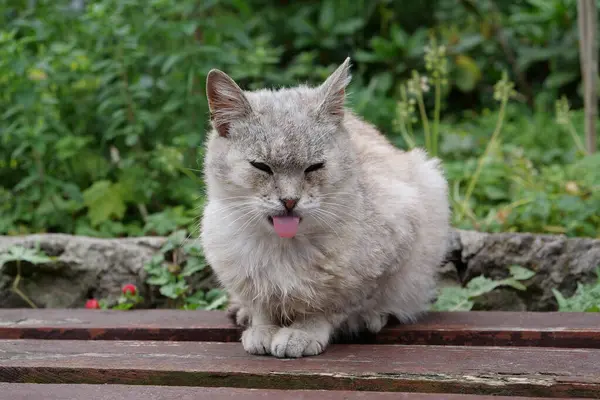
200;58;450;358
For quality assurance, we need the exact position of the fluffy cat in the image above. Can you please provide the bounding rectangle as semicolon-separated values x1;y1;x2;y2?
200;58;450;358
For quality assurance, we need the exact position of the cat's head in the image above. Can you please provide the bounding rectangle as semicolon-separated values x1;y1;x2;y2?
203;58;358;238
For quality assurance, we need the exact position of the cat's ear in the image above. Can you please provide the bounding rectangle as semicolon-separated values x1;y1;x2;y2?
206;69;252;137
316;57;352;121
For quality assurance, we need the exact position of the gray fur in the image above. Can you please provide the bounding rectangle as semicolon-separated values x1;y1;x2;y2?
201;58;450;358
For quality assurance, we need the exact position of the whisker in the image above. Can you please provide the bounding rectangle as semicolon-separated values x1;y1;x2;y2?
233;211;264;237
319;201;359;211
316;207;362;222
226;207;260;230
312;210;341;239
204;204;256;217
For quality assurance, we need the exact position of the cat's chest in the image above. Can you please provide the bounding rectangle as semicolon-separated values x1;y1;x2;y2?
230;234;323;273
218;235;337;299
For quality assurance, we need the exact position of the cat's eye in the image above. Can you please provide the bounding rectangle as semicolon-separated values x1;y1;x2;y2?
305;162;325;173
250;161;273;175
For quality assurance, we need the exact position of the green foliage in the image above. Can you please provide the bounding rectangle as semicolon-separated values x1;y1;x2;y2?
100;289;144;311
0;244;53;266
552;268;600;312
1;0;597;240
0;244;53;308
432;265;536;311
144;230;228;310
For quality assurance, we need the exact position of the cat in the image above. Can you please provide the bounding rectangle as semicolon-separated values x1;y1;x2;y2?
200;58;450;358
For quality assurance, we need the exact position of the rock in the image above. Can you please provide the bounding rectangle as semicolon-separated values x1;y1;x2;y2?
0;234;166;308
472;289;528;312
445;229;600;311
0;230;599;310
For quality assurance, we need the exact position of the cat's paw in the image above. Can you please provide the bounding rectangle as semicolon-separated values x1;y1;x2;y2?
365;313;389;333
227;303;251;327
241;325;278;355
270;328;327;358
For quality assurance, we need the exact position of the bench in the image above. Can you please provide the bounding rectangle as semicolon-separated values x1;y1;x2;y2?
0;309;598;399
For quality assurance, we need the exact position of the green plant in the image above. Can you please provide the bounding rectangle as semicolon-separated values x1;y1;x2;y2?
393;36;450;156
1;0;597;241
555;96;588;155
454;71;516;223
144;230;228;310
0;244;53;308
552;268;600;312
432;265;536;311
96;283;144;310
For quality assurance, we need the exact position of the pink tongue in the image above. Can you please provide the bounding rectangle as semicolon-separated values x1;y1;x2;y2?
272;216;300;238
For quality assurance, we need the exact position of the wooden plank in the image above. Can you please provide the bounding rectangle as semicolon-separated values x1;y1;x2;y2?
0;340;598;398
0;383;590;400
0;309;239;342
0;309;599;348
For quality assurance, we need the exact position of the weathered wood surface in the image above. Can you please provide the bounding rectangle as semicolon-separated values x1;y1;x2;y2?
1;309;599;348
0;383;590;400
0;339;598;398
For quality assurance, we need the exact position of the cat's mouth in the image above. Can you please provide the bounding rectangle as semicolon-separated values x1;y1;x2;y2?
268;212;302;238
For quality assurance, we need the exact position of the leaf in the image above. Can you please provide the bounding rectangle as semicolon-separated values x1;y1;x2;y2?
183;243;204;257
112;302;134;310
452;34;484;52
205;288;226;303
501;279;527;291
181;257;206;277
0;245;53;266
146;274;171;286
185;290;206;304
483;185;507;200
509;265;536;281
143;207;193;236
517;46;564;71
161;54;183;75
82;181;127;227
454;54;482;92
552;288;570;311
333;18;364;35
353;50;380;63
182;22;198;36
465;276;504;298
544;71;578;89
206;290;229;310
318;0;335;30
431;286;474;311
390;25;408;46
551;269;600;312
159;279;188;299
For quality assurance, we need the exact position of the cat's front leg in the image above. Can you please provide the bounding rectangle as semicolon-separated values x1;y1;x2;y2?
270;314;334;358
226;297;251;327
240;308;278;355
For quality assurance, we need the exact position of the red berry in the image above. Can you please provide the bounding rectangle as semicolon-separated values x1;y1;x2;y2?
85;299;100;309
122;283;137;295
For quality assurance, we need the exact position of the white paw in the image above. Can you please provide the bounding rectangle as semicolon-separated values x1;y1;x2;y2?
241;326;277;355
270;328;326;358
365;313;389;333
227;303;251;327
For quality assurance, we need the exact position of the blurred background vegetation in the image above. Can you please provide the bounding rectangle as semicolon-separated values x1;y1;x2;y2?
1;0;599;240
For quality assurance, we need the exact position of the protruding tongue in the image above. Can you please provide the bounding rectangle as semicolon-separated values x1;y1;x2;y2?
272;216;300;238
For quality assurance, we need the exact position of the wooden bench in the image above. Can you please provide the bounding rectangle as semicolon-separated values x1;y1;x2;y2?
0;309;598;399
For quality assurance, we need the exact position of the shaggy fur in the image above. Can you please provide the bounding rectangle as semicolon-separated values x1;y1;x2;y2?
200;58;450;358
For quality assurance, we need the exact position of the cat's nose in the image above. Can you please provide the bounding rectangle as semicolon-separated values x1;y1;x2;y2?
281;198;298;211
